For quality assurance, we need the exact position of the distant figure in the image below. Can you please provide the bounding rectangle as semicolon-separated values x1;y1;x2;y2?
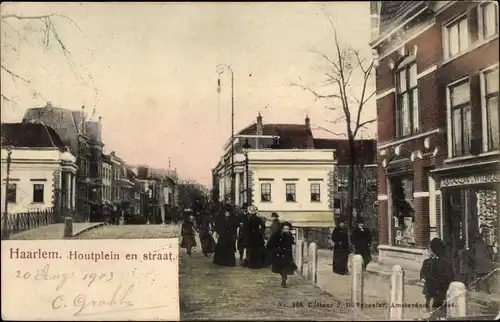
198;215;216;257
270;212;281;238
213;205;239;267
419;237;454;318
471;232;493;294
237;222;246;262
267;221;297;288
180;215;197;256
351;217;372;270
331;217;349;275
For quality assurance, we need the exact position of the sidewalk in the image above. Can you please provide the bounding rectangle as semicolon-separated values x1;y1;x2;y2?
297;248;499;320
8;222;106;240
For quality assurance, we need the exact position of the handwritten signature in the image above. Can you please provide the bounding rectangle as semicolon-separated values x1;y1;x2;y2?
52;284;135;316
14;264;114;290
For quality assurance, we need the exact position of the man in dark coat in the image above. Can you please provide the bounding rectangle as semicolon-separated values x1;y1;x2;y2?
331;217;350;275
351;217;372;270
270;213;281;238
244;205;266;269
213;204;239;267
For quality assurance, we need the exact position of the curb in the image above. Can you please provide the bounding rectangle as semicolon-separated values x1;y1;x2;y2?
71;222;107;238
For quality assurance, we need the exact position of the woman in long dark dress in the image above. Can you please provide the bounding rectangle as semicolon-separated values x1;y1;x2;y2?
266;221;297;288
198;214;216;257
180;215;197;256
213;206;239;267
244;205;267;269
331;218;350;275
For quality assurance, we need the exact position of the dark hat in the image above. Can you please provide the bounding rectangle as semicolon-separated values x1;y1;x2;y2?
336;215;347;223
430;237;446;257
271;212;279;218
356;217;365;224
281;221;293;229
225;204;233;212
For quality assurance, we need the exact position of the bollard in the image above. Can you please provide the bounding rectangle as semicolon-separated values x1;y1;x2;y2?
302;241;308;275
308;242;318;283
63;217;74;238
389;265;405;320
351;254;364;312
447;281;467;318
296;240;303;274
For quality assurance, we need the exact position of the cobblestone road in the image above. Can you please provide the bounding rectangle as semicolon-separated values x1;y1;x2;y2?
9;222;104;240
73;224;181;240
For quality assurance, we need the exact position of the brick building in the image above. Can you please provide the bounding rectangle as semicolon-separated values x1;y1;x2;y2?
371;1;498;271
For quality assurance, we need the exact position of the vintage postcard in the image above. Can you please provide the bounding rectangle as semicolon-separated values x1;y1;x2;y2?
1;1;499;321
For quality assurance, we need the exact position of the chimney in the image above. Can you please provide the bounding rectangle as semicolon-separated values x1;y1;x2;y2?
98;116;102;143
45;101;52;108
256;112;263;135
305;115;310;129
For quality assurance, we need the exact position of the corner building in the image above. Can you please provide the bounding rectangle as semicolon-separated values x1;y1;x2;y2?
370;1;499;272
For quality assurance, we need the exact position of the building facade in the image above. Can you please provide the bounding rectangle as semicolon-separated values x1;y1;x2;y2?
1;123;77;215
102;153;112;204
371;1;499;271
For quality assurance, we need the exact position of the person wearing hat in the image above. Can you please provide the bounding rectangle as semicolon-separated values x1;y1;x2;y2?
270;213;281;238
331;216;350;275
244;205;267;269
213;203;239;267
350;216;373;270
180;215;197;256
266;221;297;288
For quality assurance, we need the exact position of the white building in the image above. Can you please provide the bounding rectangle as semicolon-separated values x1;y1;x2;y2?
212;114;337;228
1;123;78;214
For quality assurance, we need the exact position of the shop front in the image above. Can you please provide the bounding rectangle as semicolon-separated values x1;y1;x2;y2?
434;161;499;292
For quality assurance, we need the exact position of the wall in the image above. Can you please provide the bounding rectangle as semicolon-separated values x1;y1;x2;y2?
1;149;60;213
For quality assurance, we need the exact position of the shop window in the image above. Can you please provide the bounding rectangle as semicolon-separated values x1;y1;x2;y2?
390;176;415;246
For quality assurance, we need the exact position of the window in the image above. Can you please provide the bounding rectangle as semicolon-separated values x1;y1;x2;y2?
6;183;17;203
261;183;271;202
481;2;499;39
483;68;499;151
285;183;296;202
449;80;472;157
396;63;419;137
310;183;321;202
390;176;415;246
337;178;347;193
445;16;469;58
33;184;44;203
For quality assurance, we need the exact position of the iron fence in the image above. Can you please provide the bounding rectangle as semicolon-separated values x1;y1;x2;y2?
1;209;58;237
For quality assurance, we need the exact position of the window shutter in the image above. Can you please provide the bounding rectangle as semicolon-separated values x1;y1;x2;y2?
468;5;479;44
469;73;482;155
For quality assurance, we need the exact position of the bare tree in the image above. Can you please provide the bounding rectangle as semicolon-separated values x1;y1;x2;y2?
1;12;91;103
291;11;376;236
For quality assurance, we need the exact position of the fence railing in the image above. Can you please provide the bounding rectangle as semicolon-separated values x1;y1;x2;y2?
0;209;59;238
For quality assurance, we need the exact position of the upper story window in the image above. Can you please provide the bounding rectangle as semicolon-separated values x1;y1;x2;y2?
481;2;499;39
444;15;469;59
482;67;499;151
33;184;45;203
285;183;296;202
395;62;419;138
260;183;272;202
448;80;472;157
310;183;321;202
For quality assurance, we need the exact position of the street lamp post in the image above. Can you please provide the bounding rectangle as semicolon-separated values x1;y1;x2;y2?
216;64;235;205
242;139;251;205
2;146;13;239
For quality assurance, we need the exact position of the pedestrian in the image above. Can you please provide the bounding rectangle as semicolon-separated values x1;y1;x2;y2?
331;217;350;275
213;204;239;267
198;214;216;257
351;217;373;270
419;237;454;318
237;222;246;262
471;232;493;294
180;215;197;256
243;205;266;269
266;221;297;288
270;212;281;238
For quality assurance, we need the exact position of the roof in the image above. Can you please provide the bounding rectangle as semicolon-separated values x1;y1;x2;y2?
238;123;314;149
313;139;377;165
1;123;66;149
378;1;425;37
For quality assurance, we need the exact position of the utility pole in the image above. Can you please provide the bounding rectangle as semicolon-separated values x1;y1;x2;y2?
3;146;13;239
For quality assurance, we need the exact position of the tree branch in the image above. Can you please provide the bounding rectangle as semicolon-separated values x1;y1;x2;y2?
1;93;11;102
312;125;346;137
289;82;342;101
1;64;30;83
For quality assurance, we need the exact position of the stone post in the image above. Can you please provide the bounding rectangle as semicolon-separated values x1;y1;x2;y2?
308;242;318;283
389;265;405;320
351;255;364;312
63;217;74;238
447;282;467;318
296;239;303;274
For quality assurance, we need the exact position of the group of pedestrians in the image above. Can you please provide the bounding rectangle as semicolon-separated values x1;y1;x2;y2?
180;203;297;288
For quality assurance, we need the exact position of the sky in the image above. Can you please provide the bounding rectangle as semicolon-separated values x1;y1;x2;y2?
1;2;375;187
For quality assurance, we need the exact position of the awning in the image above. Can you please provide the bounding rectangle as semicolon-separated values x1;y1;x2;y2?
258;211;335;228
